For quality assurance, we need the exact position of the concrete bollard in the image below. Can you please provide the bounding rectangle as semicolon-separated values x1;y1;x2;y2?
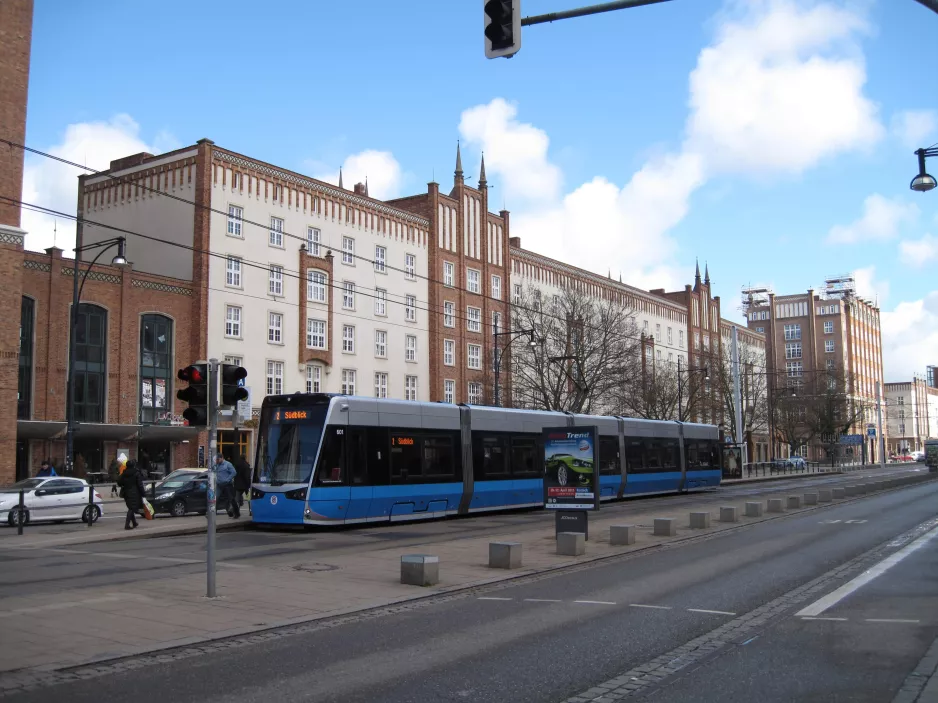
401;554;439;586
745;501;764;517
804;492;818;506
653;518;678;536
489;542;522;569
787;495;803;509
609;525;637;546
767;498;785;513
832;487;845;499
719;506;739;523
818;489;832;502
689;512;711;529
845;485;858;496
557;532;586;556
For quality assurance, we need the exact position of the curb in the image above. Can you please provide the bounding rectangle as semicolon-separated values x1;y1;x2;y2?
725;470;842;486
4;519;247;549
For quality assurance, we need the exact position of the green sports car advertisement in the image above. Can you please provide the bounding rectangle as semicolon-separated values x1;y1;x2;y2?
543;426;599;510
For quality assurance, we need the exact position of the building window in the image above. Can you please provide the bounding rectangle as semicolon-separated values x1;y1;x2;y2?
491;275;502;300
899;424;906;435
405;375;418;401
405;295;417;322
468;381;483;404
343;281;355;310
269;216;283;247
374;288;387;316
225;306;242;338
227;205;243;237
467;269;481;294
224;355;242;366
18;297;35;420
306;365;321;393
444;339;455;366
785;342;802;359
226;257;242;287
444;379;455;404
898;410;905;420
826;359;835;371
341;369;356;395
492;311;502;334
756;327;765;333
667;327;673;344
405;253;416;280
307;270;327;303
784;324;801;340
266;360;283;396
513;283;522;304
643;320;649;334
342;236;355;265
824;321;834;334
272;184;282;201
307;319;326;349
405;335;417;362
468;343;482;369
444;261;455;287
703;335;710;350
269;265;283;296
786;361;803;377
268;312;283;344
679;330;684;347
139;314;172;424
826;340;835;353
898;396;905;405
656;349;662;361
375;330;387;357
656;324;661;342
374;372;388;399
374;245;386;273
343;325;355;353
444;301;455;328
307;227;321;256
467;306;481;333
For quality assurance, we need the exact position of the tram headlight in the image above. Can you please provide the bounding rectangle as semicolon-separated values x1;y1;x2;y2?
284;487;308;501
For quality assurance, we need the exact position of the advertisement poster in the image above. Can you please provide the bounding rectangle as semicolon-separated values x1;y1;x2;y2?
542;426;599;510
722;445;742;479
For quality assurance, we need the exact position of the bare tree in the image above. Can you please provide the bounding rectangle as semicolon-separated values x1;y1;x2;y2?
508;283;641;414
769;381;815;457
717;340;768;445
805;366;868;467
614;355;707;421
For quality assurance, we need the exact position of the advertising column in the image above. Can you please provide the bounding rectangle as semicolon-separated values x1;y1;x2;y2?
543;426;599;539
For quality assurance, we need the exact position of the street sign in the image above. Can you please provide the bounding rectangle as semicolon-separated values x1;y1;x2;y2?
867;427;877;438
543;426;599;510
198;445;205;468
840;434;863;446
237;386;252;423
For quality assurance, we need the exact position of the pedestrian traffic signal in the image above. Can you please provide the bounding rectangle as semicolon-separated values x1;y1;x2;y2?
484;0;521;59
220;364;248;408
177;363;209;426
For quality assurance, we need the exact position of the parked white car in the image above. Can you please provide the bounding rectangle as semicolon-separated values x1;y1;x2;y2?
911;450;925;463
0;477;104;526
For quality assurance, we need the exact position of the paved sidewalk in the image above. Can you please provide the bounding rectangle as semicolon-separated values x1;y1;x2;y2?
0;470;933;678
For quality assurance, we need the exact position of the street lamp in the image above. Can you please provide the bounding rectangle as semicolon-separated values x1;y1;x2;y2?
65;237;127;474
910;147;938;193
676;356;708;423
493;322;537;407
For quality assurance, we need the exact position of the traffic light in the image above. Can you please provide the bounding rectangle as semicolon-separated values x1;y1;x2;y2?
177;363;209;427
220;363;248;408
484;0;521;59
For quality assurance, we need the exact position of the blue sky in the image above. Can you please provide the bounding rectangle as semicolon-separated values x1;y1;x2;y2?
22;0;938;378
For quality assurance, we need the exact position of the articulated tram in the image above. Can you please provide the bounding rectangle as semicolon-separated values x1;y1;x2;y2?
250;393;722;526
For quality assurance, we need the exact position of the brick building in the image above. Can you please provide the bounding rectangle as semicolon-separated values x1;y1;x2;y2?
884;375;938;455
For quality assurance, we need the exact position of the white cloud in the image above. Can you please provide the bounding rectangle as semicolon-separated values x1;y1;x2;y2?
853;265;890;306
899;233;938;267
458;98;562;203
22;114;177;254
826;194;918;244
459;0;881;291
891;109;937;150
314;149;403;200
881;291;938;380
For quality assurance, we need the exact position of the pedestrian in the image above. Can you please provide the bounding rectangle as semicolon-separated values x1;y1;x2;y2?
234;454;252;508
36;459;57;477
117;459;146;530
214;453;240;519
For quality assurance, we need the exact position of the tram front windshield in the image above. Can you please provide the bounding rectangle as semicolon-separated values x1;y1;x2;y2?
255;405;327;486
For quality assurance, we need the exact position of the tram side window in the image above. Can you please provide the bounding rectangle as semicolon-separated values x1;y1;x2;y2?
390;433;421;482
599;436;620;475
511;436;540;478
316;428;345;485
423;435;458;481
366;427;390;485
624;439;644;474
644;439;663;472
473;434;509;480
659;439;679;471
347;428;368;485
698;441;720;470
685;441;700;471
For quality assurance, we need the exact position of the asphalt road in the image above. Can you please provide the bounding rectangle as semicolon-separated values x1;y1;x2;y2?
2;473;936;703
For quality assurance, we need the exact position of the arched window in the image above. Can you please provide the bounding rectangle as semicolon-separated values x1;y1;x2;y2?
73;304;107;423
140;314;173;423
18;297;35;420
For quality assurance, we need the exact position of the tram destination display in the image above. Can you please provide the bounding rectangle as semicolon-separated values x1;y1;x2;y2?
542;426;599;510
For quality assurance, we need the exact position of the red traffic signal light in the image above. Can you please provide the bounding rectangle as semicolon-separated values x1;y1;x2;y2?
177;364;206;384
177;363;208;427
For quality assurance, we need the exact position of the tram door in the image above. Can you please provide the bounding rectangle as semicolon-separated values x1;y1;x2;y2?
345;427;373;520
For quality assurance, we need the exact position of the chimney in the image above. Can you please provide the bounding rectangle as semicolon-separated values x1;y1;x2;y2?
509;236;521;248
353;182;367;196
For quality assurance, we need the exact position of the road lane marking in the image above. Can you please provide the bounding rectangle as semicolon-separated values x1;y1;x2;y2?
688;608;736;616
523;599;561;603
630;604;672;610
800;616;848;621
575;600;616;605
866;618;920;623
795;524;938;618
478;597;513;601
741;636;760;645
0;593;152;619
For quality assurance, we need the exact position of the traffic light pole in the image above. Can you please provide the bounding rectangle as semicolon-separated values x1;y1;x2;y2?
206;358;219;598
520;0;673;26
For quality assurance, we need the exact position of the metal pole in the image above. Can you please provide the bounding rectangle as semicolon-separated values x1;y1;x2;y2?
66;252;79;476
87;477;94;528
522;0;673;26
207;358;219;598
17;488;24;536
731;327;746;466
677;355;683;422
494;318;500;407
876;382;885;471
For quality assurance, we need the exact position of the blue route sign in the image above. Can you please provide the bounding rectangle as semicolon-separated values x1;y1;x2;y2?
840;434;863;446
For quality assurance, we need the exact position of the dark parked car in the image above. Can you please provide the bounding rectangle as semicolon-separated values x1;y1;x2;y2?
151;470;209;517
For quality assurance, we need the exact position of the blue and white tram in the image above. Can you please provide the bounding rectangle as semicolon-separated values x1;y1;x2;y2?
250;393;722;526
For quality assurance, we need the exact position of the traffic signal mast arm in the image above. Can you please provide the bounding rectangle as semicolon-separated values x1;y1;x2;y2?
520;0;673;26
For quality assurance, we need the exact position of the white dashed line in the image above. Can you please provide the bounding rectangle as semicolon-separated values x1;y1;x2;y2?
866;618;920;624
574;600;616;605
629;604;672;610
687;608;736;616
523;599;561;603
800;616;848;621
478;597;513;601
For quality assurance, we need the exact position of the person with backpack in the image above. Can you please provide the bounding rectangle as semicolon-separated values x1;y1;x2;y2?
233;454;252;508
117;459;146;530
214;454;240;519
